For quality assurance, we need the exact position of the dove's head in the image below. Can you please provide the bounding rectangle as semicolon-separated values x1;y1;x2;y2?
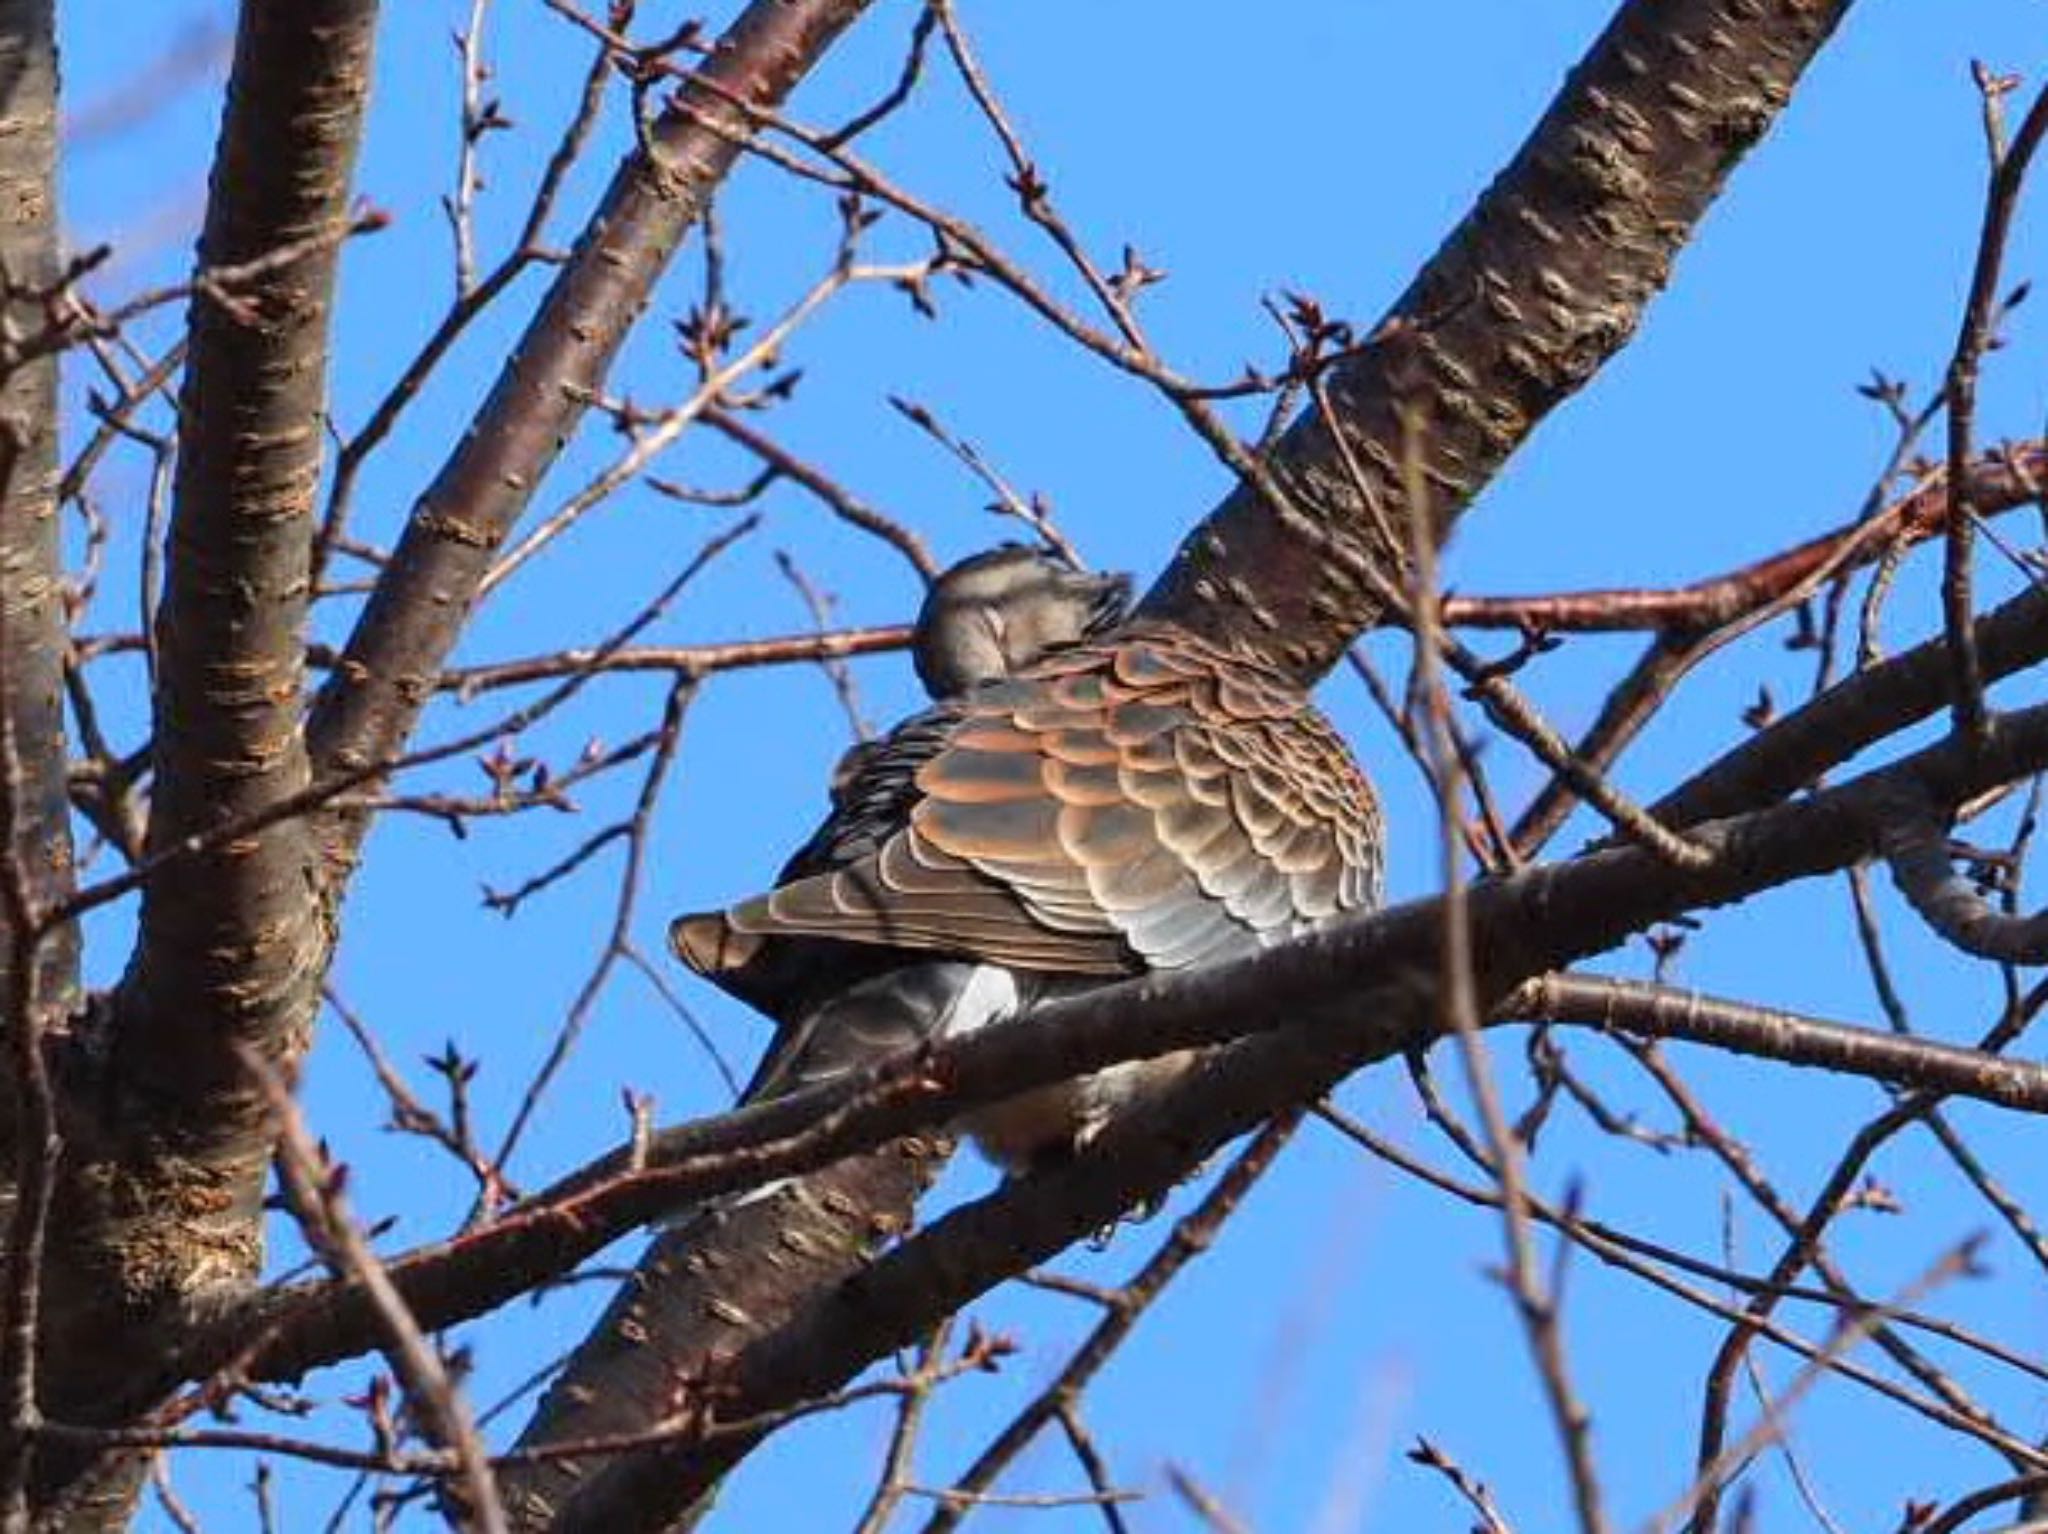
912;544;1132;699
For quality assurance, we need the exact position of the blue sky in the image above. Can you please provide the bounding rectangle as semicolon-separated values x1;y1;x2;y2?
61;1;2048;1529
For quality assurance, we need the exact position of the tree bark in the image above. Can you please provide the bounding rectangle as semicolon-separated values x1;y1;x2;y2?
0;0;72;1114
36;0;381;1520
1140;0;1854;682
0;0;74;1517
500;1143;947;1529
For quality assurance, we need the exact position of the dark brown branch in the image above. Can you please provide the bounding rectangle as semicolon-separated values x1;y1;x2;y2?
0;0;83;1523
1879;780;2048;962
0;0;75;1128
1941;72;2048;741
494;1148;948;1529
489;679;696;1177
46;5;381;1510
1918;1473;2048;1534
1408;414;1610;1534
1140;0;1856;680
1443;445;2047;636
1500;973;2044;1106
0;504;65;1534
1647;581;2048;833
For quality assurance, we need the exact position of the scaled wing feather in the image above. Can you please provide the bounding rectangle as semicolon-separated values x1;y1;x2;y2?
677;624;1383;986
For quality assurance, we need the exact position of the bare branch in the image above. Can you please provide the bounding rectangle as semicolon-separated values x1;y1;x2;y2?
1881;778;2048;962
254;1053;506;1533
306;0;880;872
1941;71;2048;742
1141;0;1859;678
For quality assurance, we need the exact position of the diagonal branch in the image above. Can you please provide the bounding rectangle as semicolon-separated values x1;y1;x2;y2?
1645;580;2048;833
1139;0;1857;679
305;0;877;872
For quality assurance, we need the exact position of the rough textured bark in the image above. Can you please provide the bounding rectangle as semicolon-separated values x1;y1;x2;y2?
0;0;76;1508
499;1142;946;1530
1139;0;1854;682
0;0;74;1091
306;0;875;864
0;1;78;1511
37;0;380;1517
527;0;1865;1512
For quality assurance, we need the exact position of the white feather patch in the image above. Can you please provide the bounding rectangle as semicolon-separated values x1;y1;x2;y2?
933;963;1021;1039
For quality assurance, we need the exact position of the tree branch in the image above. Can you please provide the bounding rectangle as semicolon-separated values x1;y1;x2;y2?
305;0;877;873
0;0;72;1124
1139;0;1856;679
0;0;75;1516
496;1145;947;1529
1646;580;2048;833
38;0;380;1518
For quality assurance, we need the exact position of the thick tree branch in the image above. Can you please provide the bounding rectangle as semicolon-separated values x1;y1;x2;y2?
39;0;381;1519
0;0;74;1514
1140;0;1855;679
105;0;376;1297
1879;780;2048;962
1646;580;2048;833
496;1144;946;1529
0;0;72;1108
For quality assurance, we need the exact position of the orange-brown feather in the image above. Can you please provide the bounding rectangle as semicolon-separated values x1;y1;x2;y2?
673;624;1382;986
